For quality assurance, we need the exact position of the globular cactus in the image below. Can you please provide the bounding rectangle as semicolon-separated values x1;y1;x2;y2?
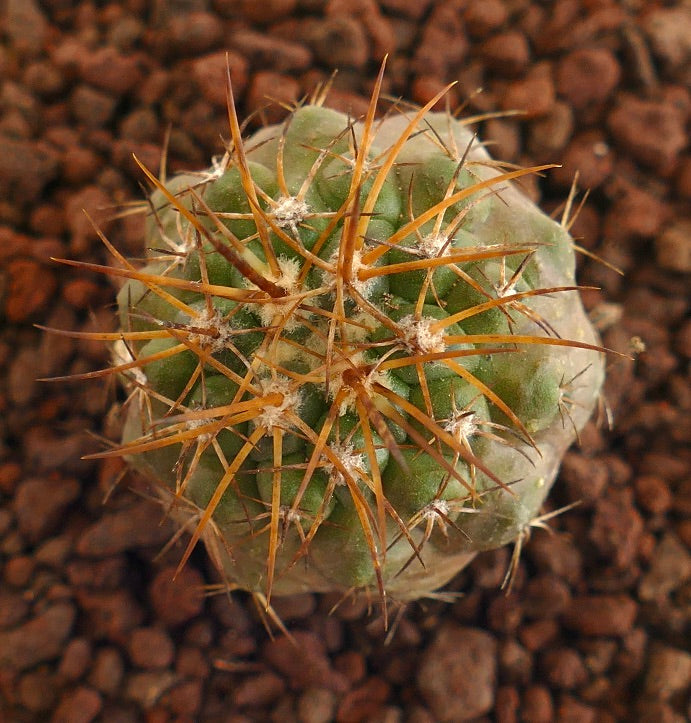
58;68;606;612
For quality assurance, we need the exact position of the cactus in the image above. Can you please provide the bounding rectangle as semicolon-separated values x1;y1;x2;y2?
55;68;606;612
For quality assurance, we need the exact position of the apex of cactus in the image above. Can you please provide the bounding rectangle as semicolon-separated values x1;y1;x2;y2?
54;65;606;618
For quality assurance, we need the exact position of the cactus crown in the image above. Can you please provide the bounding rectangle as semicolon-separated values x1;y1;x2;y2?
51;64;606;618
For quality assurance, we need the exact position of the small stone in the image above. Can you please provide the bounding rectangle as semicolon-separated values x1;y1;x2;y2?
128;627;175;669
589;487;644;568
191;51;249;108
263;631;349;693
521;684;553;723
556;697;596;723
297;687;337;723
76;500;177;557
464;0;508;38
634;475;673;515
522;574;571;618
656;220;691;273
14;476;80;543
125;671;178;709
58;638;92;681
51;686;103;723
5;0;48;55
18;669;57;712
643;644;691;700
643;7;691;71
233;672;286;707
4;258;58;322
560;451;608;504
0;603;76;671
638;533;691;601
540;647;588;690
230;29;312;72
336;677;391;722
165;678;203;716
0;588;30;628
480;31;530;77
246;71;301;125
306;16;369;69
79;47;143;96
165;11;224;55
148;564;205;627
88;647;125;696
498;639;533;685
608;95;686;174
70;85;118;128
502;62;555;117
563;595;637;636
556;48;621;109
551;131;614;190
417;624;497;722
75;589;144;642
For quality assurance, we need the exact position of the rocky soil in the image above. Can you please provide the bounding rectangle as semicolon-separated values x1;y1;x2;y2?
0;1;689;721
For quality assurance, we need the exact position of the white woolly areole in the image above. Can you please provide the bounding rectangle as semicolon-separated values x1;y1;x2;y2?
189;308;235;354
327;353;393;415
324;442;364;487
248;256;303;332
444;411;478;442
254;376;301;430
273;196;310;233
323;244;377;299
398;315;446;354
418;232;452;258
422;499;450;520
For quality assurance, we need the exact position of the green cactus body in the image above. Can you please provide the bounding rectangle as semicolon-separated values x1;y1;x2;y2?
108;86;604;604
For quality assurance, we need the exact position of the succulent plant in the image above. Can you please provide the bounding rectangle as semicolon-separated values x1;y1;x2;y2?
55;67;606;613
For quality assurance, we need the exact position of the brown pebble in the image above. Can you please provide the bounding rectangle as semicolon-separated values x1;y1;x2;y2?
634;475;673;515
495;684;520;723
502;62;555;117
417;624;497;722
124;670;177;709
58;638;92;681
69;85;118;128
230;29;312;72
128;627;175;669
165;11;223;55
87;647;124;696
76;500;177;557
191;51;249;108
297;687;337;723
638;533;691;601
464;0;508;38
14;475;80;543
336;676;390;722
79;47;143;96
75;589;144;642
560;451;608;504
0;603;76;671
0;135;60;206
656;220;691;273
608;95;687;174
563;595;638;636
551;131;614;190
480;30;530;77
148;564;205;627
556;48;621;109
556;697;596;723
589;487;644;568
165;678;203;715
246;71;301;125
519;619;559;652
175;645;210;679
52;686;103;723
4;555;35;587
306;16;369;69
521;684;553;723
18;669;57;712
523;574;572;618
233;671;286;707
4;258;58;322
643;643;691;701
263;630;349;693
540;647;588;689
